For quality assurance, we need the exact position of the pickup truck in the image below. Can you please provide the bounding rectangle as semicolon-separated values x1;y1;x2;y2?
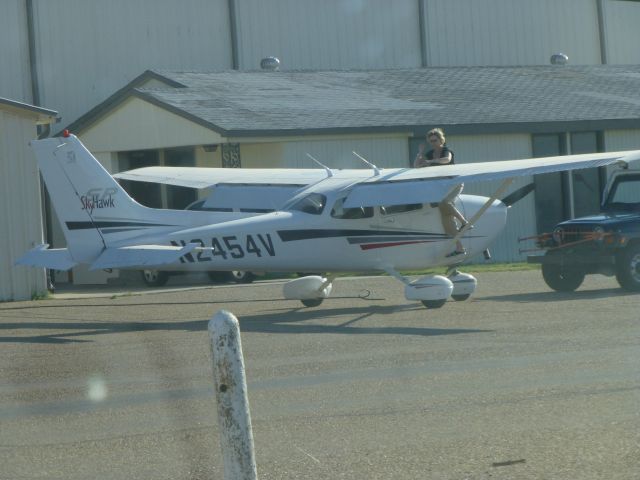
527;169;640;292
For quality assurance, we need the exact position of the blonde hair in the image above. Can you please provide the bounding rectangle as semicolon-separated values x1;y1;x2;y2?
427;128;445;143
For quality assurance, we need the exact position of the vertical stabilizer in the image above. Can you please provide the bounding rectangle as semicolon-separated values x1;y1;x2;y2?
31;134;153;263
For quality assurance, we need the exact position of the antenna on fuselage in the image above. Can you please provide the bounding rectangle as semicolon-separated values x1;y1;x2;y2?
352;151;380;176
305;153;333;177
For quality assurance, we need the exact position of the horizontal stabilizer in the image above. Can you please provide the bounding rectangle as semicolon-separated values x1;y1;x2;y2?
15;245;78;271
89;244;198;271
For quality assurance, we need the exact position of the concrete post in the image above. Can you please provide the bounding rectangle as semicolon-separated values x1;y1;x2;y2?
208;310;258;480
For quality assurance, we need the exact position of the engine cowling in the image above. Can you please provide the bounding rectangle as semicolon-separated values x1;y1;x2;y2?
283;275;333;300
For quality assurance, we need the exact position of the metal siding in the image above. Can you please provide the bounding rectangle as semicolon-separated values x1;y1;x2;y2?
0;0;32;102
0;112;46;301
234;0;422;70
32;0;233;127
449;134;535;262
425;0;601;66
603;0;640;64
604;129;640;173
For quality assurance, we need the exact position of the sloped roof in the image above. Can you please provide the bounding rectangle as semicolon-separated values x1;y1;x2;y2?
65;65;640;137
0;97;58;124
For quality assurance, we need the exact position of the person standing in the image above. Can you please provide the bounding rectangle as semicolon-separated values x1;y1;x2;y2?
415;128;469;257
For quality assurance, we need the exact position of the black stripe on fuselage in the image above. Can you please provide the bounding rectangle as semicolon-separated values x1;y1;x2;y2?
277;229;443;242
65;221;176;231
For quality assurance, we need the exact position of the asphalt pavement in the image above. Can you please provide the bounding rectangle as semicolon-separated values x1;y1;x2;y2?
1;271;639;479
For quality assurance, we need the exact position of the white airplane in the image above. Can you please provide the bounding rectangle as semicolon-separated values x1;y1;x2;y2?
17;133;640;308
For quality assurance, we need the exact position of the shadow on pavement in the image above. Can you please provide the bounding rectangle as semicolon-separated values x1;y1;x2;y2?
0;303;491;344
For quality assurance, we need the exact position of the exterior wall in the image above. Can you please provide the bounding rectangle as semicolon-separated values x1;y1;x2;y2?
603;0;640;64
279;135;411;169
80;98;224;152
424;0;602;66
449;133;534;262
0;110;46;301
0;0;32;102
31;0;233;127
605;129;640;173
234;0;422;70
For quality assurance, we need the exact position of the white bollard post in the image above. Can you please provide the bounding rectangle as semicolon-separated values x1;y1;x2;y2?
208;310;258;480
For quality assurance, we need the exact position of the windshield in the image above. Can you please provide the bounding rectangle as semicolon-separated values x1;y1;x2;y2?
604;174;640;211
288;193;327;215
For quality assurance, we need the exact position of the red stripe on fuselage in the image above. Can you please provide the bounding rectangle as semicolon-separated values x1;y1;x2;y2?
359;240;433;250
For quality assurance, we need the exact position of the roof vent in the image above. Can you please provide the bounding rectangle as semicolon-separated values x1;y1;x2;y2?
260;56;281;71
550;53;569;65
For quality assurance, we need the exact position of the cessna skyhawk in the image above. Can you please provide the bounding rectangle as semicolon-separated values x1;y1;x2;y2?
18;133;640;308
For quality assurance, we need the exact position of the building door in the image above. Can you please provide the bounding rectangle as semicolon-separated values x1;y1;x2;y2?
118;150;162;208
569;132;604;218
532;134;567;234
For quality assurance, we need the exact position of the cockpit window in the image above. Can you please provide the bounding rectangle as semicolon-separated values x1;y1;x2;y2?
380;203;423;215
289;193;327;215
331;198;374;219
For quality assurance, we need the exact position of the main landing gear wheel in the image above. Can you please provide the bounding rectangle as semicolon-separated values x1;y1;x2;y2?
141;269;169;287
228;270;255;284
301;298;324;307
421;298;447;309
615;243;640;291
451;294;471;301
541;262;585;292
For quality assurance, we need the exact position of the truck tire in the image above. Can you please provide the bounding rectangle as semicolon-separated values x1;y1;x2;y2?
615;243;640;291
541;262;584;292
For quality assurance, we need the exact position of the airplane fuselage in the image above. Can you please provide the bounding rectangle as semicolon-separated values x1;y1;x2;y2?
122;194;507;273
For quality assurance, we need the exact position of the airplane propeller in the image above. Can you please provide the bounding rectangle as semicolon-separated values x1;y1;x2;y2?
501;183;535;207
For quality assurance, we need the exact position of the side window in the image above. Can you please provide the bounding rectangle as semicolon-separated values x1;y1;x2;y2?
380;203;423;215
330;198;373;219
289;193;327;215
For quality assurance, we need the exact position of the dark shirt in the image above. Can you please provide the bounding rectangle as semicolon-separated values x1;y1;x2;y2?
426;145;454;164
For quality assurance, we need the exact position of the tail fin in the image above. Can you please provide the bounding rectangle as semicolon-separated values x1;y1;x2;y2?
31;134;163;263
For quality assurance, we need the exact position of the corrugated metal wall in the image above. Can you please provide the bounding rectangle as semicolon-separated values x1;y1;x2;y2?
234;0;422;70
0;111;46;301
30;0;233;126
424;0;603;66
0;0;32;102
604;1;640;64
7;0;637;129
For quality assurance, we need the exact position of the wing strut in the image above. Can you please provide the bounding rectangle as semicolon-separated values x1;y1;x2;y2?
352;151;381;176
454;178;514;240
305;153;333;177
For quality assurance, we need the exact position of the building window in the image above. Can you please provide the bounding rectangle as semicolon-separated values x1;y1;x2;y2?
222;143;241;168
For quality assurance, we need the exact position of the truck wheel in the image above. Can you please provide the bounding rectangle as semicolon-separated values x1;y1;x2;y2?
541;263;584;292
615;244;640;291
141;270;169;287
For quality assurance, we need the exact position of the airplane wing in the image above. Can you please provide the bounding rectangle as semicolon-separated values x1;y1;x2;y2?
113;166;337;189
343;150;640;207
